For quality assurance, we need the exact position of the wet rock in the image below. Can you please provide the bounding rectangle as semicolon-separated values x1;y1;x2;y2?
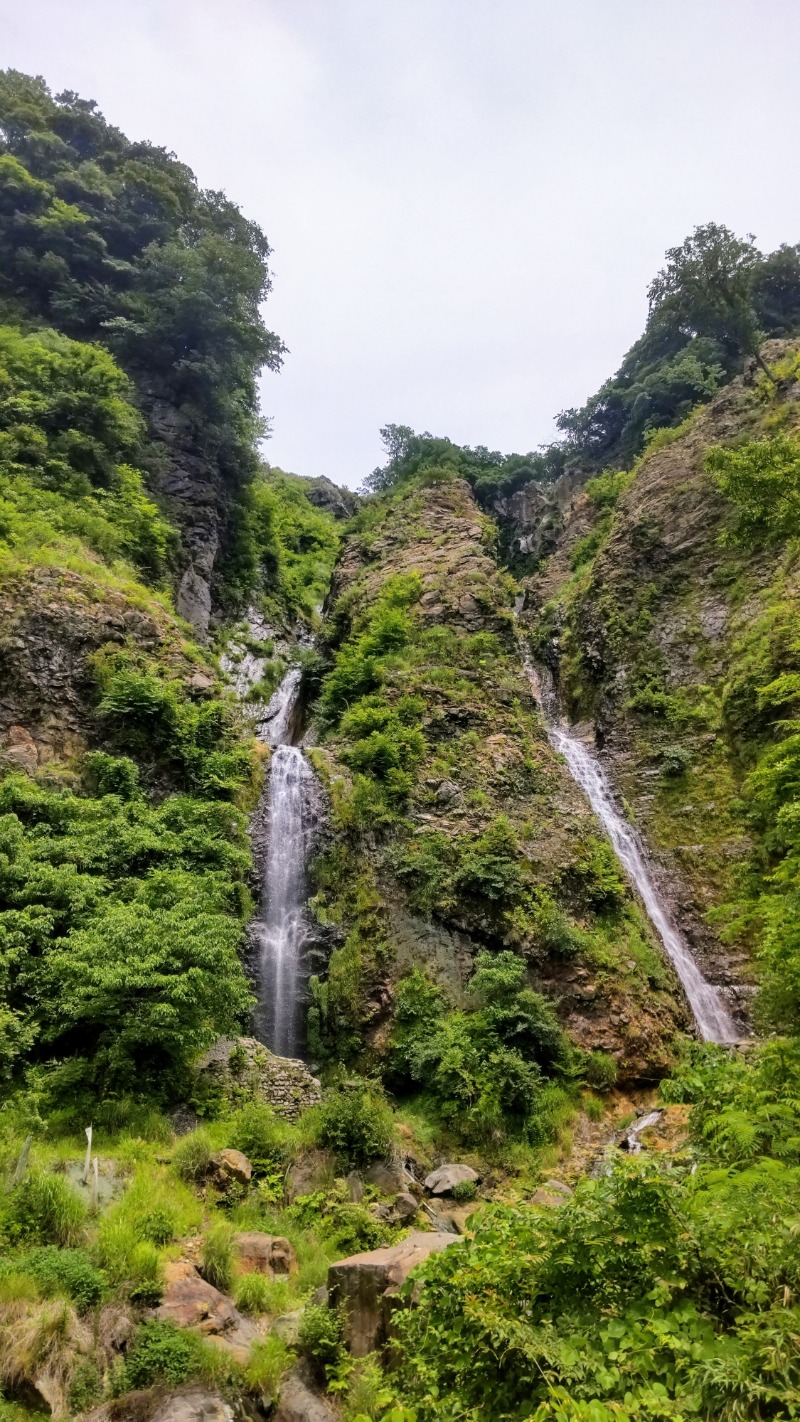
328;1231;457;1356
423;1163;479;1196
233;1231;296;1276
210;1149;252;1188
154;1261;257;1362
273;1369;337;1422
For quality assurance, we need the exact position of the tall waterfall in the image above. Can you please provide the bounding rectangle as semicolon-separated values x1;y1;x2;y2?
530;667;740;1044
251;669;315;1057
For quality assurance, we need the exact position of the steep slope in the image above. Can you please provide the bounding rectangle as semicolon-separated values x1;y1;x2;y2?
523;341;800;1023
308;476;688;1088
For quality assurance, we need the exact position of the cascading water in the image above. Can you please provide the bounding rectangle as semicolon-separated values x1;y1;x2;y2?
250;669;316;1057
529;666;740;1044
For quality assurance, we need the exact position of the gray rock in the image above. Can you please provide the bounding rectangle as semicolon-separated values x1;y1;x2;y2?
423;1163;479;1196
328;1231;457;1356
273;1369;337;1422
365;1159;406;1194
345;1169;364;1202
195;1037;322;1122
393;1191;420;1223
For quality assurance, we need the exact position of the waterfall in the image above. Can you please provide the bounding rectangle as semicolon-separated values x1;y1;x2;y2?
529;666;740;1044
251;669;315;1057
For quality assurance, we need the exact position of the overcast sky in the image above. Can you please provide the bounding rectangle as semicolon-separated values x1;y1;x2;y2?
4;1;800;487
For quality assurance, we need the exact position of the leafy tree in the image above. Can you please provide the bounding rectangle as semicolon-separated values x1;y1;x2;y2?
647;222;772;380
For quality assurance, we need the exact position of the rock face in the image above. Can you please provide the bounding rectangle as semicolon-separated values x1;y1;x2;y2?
424;1164;479;1196
490;467;589;568
154;1261;257;1363
301;475;360;521
195;1036;322;1120
328;1231;457;1356
233;1231;297;1275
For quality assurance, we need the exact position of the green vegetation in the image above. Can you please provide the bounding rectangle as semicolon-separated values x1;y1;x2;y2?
707;432;800;546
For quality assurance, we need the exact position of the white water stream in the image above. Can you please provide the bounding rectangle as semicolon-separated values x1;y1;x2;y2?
530;667;740;1044
252;670;315;1057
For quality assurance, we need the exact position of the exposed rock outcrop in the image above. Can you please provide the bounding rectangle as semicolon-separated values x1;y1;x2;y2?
328;1231;457;1356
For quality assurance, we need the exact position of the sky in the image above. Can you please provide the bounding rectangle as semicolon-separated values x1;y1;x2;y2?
3;1;800;488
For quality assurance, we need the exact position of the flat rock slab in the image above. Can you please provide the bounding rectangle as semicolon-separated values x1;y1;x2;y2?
423;1163;479;1195
87;1388;234;1422
328;1230;457;1356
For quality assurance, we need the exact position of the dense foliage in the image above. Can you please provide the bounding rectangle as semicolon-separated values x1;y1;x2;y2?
396;1042;800;1422
0;68;284;607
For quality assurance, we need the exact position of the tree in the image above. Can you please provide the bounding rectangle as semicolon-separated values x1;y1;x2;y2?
647;222;774;381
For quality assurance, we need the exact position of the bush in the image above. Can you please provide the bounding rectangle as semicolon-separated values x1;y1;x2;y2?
451;1180;477;1204
298;1303;345;1384
1;1171;86;1247
123;1320;204;1390
19;1246;106;1311
707;433;800;545
313;1081;395;1169
583;1050;618;1092
227;1103;292;1178
234;1272;278;1316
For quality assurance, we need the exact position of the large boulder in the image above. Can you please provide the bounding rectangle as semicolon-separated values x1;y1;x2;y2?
273;1369;337;1422
328;1231;457;1356
233;1231;296;1276
423;1163;479;1196
154;1262;257;1363
86;1388;234;1422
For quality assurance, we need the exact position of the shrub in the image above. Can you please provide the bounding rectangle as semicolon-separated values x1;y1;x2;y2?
123;1320;203;1390
707;433;800;545
227;1103;292;1177
313;1081;395;1169
327;1203;391;1255
451;1180;477;1204
584;1050;618;1092
1;1172;86;1247
201;1222;235;1293
298;1303;345;1384
20;1247;106;1311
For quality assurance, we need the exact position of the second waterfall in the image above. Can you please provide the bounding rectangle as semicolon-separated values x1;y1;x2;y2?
251;669;317;1058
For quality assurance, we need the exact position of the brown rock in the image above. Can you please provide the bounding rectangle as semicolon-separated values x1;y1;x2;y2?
328;1231;457;1356
233;1231;297;1276
154;1261;257;1361
209;1148;252;1187
2;725;38;774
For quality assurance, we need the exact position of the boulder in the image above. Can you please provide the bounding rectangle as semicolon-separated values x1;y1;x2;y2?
154;1261;257;1363
209;1148;252;1188
273;1369;337;1422
345;1170;364;1202
365;1159;406;1194
233;1231;296;1276
86;1389;235;1422
392;1191;419;1224
423;1163;479;1196
328;1231;457;1356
